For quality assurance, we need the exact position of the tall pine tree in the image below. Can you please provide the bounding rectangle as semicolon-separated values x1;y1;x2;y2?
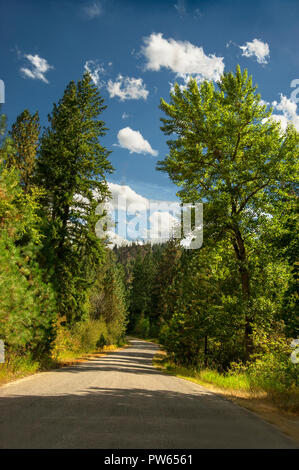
37;73;114;322
8;109;40;192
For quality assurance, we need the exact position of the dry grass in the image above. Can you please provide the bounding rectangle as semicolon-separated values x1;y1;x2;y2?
0;342;128;387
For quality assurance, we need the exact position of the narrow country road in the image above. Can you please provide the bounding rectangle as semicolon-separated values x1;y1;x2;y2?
0;338;296;449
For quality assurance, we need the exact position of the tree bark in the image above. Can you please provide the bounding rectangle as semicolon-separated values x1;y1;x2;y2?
231;226;253;361
204;335;208;367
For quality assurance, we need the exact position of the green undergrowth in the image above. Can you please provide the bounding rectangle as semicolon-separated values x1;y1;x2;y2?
154;353;299;413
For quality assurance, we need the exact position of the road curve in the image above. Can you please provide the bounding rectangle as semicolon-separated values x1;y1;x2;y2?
0;338;296;449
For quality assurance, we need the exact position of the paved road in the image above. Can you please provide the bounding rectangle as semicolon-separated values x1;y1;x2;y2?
0;338;296;448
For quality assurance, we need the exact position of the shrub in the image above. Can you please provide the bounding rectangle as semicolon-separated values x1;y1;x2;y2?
134;314;150;338
52;318;108;358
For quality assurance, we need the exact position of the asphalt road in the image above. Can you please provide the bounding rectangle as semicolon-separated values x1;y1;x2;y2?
0;338;296;448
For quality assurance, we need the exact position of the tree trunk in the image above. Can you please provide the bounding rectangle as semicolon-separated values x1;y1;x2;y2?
232;227;253;360
204;335;208;367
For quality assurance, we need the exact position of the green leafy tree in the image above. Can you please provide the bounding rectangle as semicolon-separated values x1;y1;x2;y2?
151;239;181;326
157;66;299;358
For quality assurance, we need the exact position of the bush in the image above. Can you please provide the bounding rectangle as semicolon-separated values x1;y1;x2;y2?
134;314;150;338
52;318;108;358
246;338;299;410
96;333;107;350
0;235;56;359
159;312;204;366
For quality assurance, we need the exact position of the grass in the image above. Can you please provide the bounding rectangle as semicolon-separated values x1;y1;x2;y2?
128;333;160;344
0;341;128;387
0;356;42;386
153;352;299;411
154;353;254;395
153;351;299;444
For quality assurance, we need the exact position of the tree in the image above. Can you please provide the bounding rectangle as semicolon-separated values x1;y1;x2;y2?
37;73;114;322
157;66;299;358
151;239;181;325
89;251;128;344
8;109;40;192
129;251;156;332
0;111;56;358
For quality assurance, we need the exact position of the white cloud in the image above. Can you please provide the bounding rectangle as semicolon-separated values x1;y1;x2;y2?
82;1;102;19
84;60;105;86
117;127;158;156
107;75;149;101
270;94;299;131
122;112;129;119
148;211;179;240
105;182;180;245
240;39;270;64
106;230;132;248
108;182;148;211
20;54;53;83
142;33;224;82
274;95;297;116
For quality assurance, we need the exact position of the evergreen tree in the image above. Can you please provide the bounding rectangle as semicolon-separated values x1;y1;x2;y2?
37;73;114;322
89;251;128;344
0;112;56;358
8;109;40;192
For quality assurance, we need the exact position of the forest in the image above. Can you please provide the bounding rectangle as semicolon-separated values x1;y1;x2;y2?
0;67;298;410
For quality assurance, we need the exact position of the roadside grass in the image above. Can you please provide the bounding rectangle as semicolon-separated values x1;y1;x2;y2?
129;333;160;344
154;353;253;395
153;352;299;413
0;356;43;386
0;339;128;387
153;351;299;444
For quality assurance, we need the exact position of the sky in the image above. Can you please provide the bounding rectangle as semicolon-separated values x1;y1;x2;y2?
1;0;299;244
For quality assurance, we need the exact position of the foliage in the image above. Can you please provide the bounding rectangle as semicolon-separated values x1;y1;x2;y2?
89;251;128;345
157;66;299;357
8;109;40;192
51;317;109;358
0;112;56;359
37;73;114;321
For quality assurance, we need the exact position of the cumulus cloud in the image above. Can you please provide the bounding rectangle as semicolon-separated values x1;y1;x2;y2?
270;94;299;131
117;127;158;156
106;230;132;248
142;33;224;82
240;38;270;64
104;182;180;245
122;112;129;119
20;54;53;83
82;1;102;19
84;60;105;86
108;182;148;211
107;75;149;101
148;210;179;240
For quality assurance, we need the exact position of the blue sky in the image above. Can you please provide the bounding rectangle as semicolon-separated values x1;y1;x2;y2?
1;0;299;243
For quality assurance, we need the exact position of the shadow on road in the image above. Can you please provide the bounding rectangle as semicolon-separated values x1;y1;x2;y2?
1;384;296;449
0;339;296;449
52;339;160;375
